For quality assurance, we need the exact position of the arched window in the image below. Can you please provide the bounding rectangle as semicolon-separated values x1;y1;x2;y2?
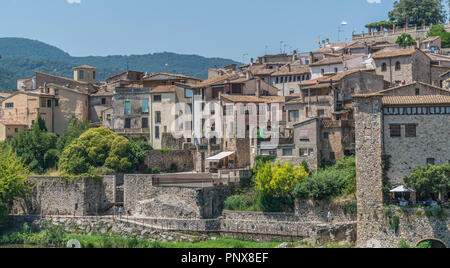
381;63;387;72
395;61;401;71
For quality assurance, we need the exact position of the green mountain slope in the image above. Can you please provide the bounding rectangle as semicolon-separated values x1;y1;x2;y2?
0;38;240;91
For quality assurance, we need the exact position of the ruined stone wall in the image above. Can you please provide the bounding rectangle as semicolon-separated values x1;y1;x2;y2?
146;150;193;172
12;176;116;216
123;174;234;219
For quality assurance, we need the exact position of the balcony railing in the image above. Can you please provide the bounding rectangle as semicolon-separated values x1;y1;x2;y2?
114;128;150;134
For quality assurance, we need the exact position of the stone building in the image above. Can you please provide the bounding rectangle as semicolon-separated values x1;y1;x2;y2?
354;83;450;248
262;70;386;170
137;73;201;88
149;85;192;150
372;47;432;86
105;70;145;90
268;64;311;96
102;87;151;141
354;82;450;185
0;119;26;142
182;73;280;172
0;83;89;135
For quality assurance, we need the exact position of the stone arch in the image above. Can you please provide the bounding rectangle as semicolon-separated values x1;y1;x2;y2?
415;238;447;248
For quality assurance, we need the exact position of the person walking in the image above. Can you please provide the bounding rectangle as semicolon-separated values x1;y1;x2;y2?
327;211;333;223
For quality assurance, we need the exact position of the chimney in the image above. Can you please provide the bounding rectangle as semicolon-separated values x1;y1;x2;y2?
256;79;261;98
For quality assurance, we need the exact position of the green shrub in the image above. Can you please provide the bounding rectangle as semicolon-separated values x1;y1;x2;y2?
292;156;356;202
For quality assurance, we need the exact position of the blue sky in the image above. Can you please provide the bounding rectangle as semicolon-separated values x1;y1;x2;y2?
0;0;402;61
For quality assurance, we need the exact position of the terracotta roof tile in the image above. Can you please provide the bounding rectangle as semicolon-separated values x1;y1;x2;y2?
271;64;310;76
382;95;450;105
372;47;417;59
0;120;26;126
221;94;285;103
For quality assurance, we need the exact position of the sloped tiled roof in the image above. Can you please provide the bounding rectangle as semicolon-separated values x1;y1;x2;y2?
221;94;285;103
185;73;240;88
0;120;26;126
143;73;201;81
372;47;417;59
74;65;96;70
382;95;450;105
309;57;344;67
271;64;310;76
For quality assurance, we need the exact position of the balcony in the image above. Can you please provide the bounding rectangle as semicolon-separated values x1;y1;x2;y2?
114;128;150;135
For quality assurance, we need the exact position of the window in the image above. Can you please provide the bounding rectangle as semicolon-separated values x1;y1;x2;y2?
185;89;193;98
299;148;308;156
381;63;387;72
317;110;325;117
55;99;59;107
5;103;13;108
299;130;310;141
47;100;52;108
155;111;161;124
289;110;299;122
390;125;401;137
78;70;84;80
321;69;325;75
308;148;314;156
334;67;338;73
125;118;131;129
395;61;401;71
415;88;420;96
155;126;160;139
93;71;96;80
55;89;59;96
101;98;106;105
14;128;18;133
324;132;329;139
426;158;435;165
142;118;149;128
283;148;293;156
405;124;417;137
125;101;131;115
153;95;162;102
142;99;149;113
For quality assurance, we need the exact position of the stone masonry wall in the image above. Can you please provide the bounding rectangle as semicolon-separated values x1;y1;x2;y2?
123;174;234;219
12;176;116;216
354;96;385;248
146;150;193;172
383;114;450;185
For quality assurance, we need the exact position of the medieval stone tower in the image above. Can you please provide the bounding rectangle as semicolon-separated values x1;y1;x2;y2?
73;65;97;84
354;95;385;248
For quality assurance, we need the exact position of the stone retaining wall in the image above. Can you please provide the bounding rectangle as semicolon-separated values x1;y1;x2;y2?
358;207;449;248
146;150;193;172
7;215;356;245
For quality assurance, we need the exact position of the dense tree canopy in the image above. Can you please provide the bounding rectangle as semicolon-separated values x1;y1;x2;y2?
427;24;450;48
388;0;447;26
58;127;133;175
7;118;58;174
404;164;449;200
0;38;240;91
254;161;308;198
56;117;91;153
0;149;31;228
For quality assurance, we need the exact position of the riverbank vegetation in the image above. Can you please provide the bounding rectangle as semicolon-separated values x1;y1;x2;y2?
0;223;350;248
225;156;356;213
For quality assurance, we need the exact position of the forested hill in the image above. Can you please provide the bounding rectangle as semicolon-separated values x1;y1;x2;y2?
0;38;241;91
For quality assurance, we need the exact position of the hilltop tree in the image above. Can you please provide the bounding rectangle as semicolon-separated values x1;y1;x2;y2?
427;24;450;48
388;0;447;26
